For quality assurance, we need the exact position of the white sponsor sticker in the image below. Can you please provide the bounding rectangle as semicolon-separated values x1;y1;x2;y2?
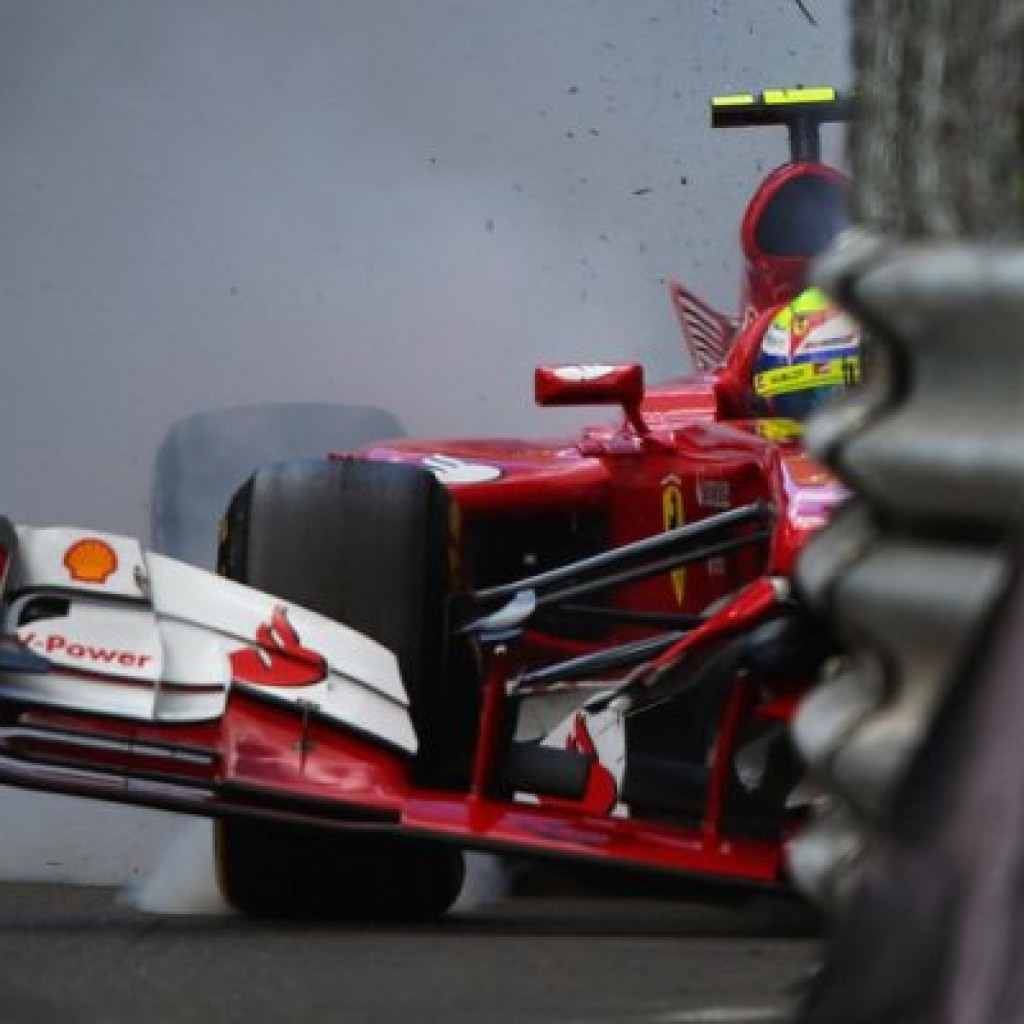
551;364;619;382
422;454;502;485
697;478;731;511
19;630;155;671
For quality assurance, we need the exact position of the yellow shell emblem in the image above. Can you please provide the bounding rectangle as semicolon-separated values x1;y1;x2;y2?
63;538;118;584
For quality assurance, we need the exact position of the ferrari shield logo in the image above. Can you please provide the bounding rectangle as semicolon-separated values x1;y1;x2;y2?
661;476;686;606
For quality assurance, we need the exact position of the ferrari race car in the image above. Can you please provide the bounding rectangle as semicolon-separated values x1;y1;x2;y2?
0;88;854;918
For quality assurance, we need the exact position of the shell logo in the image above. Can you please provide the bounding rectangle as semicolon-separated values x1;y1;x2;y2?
63;538;119;584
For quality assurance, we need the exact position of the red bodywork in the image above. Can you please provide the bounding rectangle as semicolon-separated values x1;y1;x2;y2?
0;307;845;892
0;93;852;894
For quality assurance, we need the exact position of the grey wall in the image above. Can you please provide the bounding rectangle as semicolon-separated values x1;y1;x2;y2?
2;0;848;535
0;1;848;883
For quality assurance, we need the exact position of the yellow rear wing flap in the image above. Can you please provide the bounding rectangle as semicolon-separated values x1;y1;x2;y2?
711;87;853;161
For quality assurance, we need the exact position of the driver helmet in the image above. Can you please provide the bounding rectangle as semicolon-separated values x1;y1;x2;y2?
749;287;861;420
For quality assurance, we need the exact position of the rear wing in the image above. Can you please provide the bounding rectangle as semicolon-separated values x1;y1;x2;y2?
711;87;853;162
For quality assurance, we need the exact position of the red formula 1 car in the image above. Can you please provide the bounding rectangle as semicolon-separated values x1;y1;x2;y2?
0;88;853;918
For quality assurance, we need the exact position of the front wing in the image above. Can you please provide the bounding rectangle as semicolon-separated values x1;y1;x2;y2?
0;516;785;888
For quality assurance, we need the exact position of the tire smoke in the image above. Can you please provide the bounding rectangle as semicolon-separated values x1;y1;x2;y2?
451;854;514;915
124;821;511;917
121;820;233;916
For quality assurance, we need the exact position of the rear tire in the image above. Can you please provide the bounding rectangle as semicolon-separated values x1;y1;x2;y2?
216;458;466;920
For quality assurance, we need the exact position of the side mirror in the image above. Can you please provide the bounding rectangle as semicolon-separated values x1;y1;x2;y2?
535;363;654;442
535;363;645;408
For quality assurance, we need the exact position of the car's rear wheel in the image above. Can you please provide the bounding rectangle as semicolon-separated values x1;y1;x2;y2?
215;458;466;919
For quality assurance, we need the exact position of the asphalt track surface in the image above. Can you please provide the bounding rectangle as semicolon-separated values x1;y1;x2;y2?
0;880;821;1024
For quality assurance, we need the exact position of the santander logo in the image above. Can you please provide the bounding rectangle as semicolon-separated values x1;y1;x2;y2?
422;454;502;485
536;710;621;816
229;606;328;688
558;712;619;816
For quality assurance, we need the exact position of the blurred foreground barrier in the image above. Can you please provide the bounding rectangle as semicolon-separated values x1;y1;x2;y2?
790;238;1024;911
786;1;1024;1019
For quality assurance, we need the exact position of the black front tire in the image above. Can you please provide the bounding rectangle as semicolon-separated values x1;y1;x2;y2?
216;458;466;920
216;819;465;921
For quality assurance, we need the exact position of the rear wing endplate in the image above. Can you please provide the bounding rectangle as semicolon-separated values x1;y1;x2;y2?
668;281;737;372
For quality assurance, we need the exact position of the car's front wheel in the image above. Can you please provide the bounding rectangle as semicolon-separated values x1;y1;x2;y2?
215;458;466;919
215;818;465;920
